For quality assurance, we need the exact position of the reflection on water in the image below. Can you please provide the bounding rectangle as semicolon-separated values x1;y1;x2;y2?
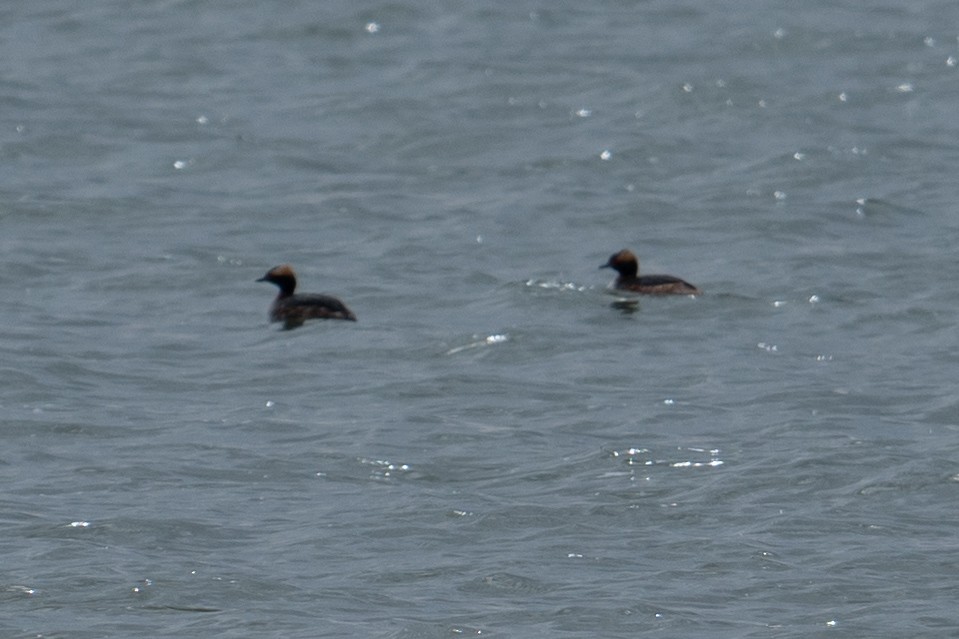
609;299;640;315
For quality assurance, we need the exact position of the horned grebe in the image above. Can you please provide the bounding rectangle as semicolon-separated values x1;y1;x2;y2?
256;264;356;328
600;249;701;295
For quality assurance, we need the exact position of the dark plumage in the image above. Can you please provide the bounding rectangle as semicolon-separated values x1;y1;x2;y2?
600;249;701;295
256;264;356;329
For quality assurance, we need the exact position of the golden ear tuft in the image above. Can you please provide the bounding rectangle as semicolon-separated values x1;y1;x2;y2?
269;264;297;278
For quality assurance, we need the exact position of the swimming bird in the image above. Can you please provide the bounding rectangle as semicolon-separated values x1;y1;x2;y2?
600;249;701;295
256;264;356;328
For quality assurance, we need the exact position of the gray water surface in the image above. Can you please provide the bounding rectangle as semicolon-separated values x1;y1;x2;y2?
3;1;959;637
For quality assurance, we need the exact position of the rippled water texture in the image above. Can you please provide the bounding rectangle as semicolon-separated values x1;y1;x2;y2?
3;1;959;637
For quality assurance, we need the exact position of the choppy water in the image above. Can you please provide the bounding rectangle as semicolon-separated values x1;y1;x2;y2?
3;1;959;637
